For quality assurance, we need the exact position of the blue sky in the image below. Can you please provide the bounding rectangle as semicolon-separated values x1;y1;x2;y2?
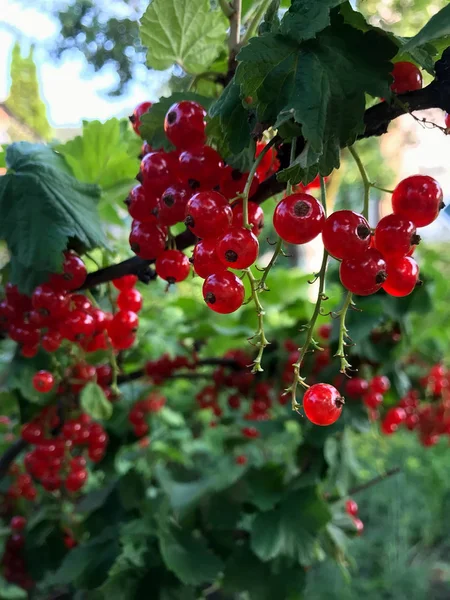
0;0;170;127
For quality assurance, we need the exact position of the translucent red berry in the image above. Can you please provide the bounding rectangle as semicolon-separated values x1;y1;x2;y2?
390;62;422;94
203;272;245;314
383;256;419;297
185;191;232;239
370;375;391;394
65;469;88;492
363;391;383;409
340;249;387;296
216;227;259;269
49;252;87;291
302;383;344;426
126;184;159;222
129;221;167;260
130;101;152;136
32;371;55;393
164;101;206;149
345;499;358;517
392;175;443;227
158;183;192;226
117;288;143;312
32;285;70;320
273;193;325;244
139;152;174;194
232;200;264;236
155;250;191;283
374;214;418;258
179;146;223;188
322;210;371;260
346;377;369;399
109;310;139;338
10;516;27;531
112;275;138;291
192;239;227;279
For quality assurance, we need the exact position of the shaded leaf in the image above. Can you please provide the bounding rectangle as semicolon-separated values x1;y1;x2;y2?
80;382;113;420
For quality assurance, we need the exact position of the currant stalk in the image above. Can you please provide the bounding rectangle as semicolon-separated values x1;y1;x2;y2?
334;290;353;373
245;268;269;373
241;137;277;229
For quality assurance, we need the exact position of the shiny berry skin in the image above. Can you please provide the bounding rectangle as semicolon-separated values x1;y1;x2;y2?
363;391;383;409
32;285;70;319
32;370;55;393
216;227;259;269
345;499;358;517
126;184;159;222
192;238;227;279
346;377;369;399
255;141;279;179
5;283;32;313
139;152;174;194
41;331;63;353
185;191;232;239
302;383;344;426
390;61;423;94
164;101;206;149
117;288;143;312
203;271;245;314
232;200;264;236
59;310;95;341
370;375;391;394
129;221;167;260
392;175;443;227
21;422;44;444
155;250;191;283
352;517;364;536
220;168;259;200
374;214;418;258
109;310;139;338
340;249;387;296
130;101;152;136
9;322;39;346
273;193;325;244
322;210;371;260
383;256;419;297
65;469;88;492
49;252;87;291
179;146;223;188
112;275;138;291
158;183;192;226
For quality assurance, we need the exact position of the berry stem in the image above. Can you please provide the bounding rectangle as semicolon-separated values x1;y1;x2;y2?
242;137;278;229
348;145;370;220
245;268;269;373
258;236;283;291
285;137;297;197
334;290;353;374
370;183;394;194
218;0;233;18
241;0;273;46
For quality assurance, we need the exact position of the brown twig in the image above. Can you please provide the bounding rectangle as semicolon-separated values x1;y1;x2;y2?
348;467;401;496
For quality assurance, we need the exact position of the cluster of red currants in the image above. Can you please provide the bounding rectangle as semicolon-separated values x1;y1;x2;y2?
128;392;166;438
345;499;364;535
2;516;33;590
0;255;143;357
346;374;391;420
145;353;197;384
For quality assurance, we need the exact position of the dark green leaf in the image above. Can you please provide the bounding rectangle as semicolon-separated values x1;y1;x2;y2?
0;143;104;293
281;0;344;41
402;5;450;52
80;382;113;420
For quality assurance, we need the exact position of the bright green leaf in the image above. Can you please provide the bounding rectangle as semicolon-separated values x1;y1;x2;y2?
402;5;450;52
0;576;27;599
0;143;104;293
80;382;113;420
140;0;228;74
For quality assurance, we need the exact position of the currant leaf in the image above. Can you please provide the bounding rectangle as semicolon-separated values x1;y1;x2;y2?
402;4;450;52
80;382;113;421
280;0;345;42
0;143;104;293
140;0;228;74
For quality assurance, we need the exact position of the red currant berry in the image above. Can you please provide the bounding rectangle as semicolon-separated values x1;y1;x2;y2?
370;375;390;394
32;371;55;393
273;193;325;244
235;455;247;465
41;331;62;353
219;167;260;200
392;175;443;227
112;275;138;291
59;310;95;341
158;183;192;226
445;112;450;129
129;221;167;260
185;191;232;239
203;272;245;314
109;310;139;338
21;344;39;358
318;323;331;340
242;426;259;439
374;214;419;258
111;333;136;350
64;534;78;549
383;256;419;297
340;248;387;296
232;200;264;236
352;517;364;536
49;252;87;291
10;516;27;531
391;62;422;94
5;283;32;313
255;141;279;179
117;288;143;312
345;499;358;517
164;101;206;149
302;383;344;426
228;394;241;409
141;141;152;156
179;146;223;188
65;469;88;492
216;227;259;269
322;210;371;260
346;377;369;398
155;250;191;283
32;285;70;320
21;422;44;444
363;391;383;409
139;152;174;194
9;322;40;346
69;457;87;472
130;101;152;136
192;238;227;279
125;184;159;222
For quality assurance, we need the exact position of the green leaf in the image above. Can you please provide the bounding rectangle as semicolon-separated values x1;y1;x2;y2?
0;143;104;293
402;4;450;52
277;143;320;185
250;487;331;564
80;382;113;420
235;15;397;175
246;466;285;511
158;528;223;586
281;0;344;41
0;577;27;599
324;428;360;495
56;119;140;189
140;0;227;74
139;93;213;151
0;391;19;415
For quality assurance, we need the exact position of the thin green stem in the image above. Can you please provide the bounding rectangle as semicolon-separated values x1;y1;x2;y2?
241;0;272;45
348;145;370;220
370;183;394;194
245;268;269;372
285;137;297;197
218;0;233;17
241;136;277;229
319;175;328;215
334;290;353;374
258;237;283;291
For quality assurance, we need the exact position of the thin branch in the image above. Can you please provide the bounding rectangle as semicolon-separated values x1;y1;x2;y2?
334;290;353;374
241;0;271;46
348;467;401;496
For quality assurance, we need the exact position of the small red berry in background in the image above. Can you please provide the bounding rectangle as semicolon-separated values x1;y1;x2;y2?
390;61;423;94
113;275;138;291
235;455;247;465
130;101;152;136
352;517;364;536
10;516;27;531
370;375;391;394
345;499;358;517
346;377;369;399
32;371;55;393
318;323;331;340
302;383;344;426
